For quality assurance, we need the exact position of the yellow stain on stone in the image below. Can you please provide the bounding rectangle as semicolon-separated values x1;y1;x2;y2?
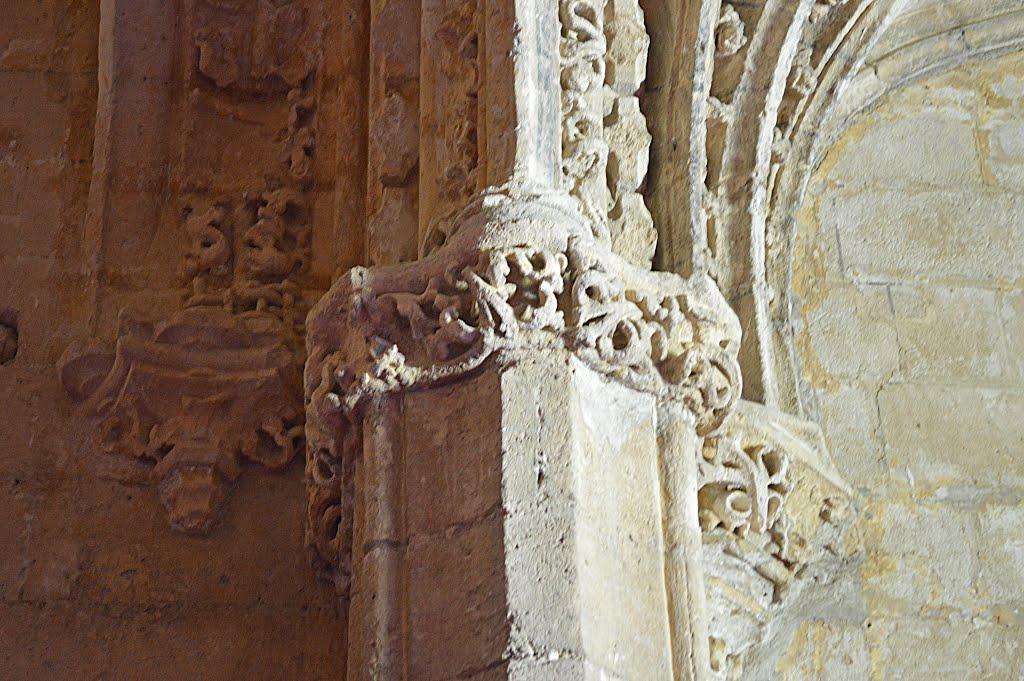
784;46;1024;681
865;620;887;681
777;620;833;680
776;620;811;678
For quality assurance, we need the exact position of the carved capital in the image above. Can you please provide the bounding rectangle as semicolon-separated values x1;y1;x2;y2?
304;190;742;589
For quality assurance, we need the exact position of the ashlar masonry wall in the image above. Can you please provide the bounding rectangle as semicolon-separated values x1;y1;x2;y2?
761;50;1024;680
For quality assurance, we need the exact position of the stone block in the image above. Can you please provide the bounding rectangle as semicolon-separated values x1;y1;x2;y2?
0;603;110;681
501;507;583;656
815;382;888;491
0;480;33;602
0;366;73;483
0;72;65;161
826;189;1024;283
18;536;81;602
976;503;1024;611
1002;289;1024;383
774;621;871;681
982;116;1024;192
795;180;846;280
32;469;336;610
406;516;510;681
859;499;980;618
830;113;979;189
877;383;1024;488
572;365;672;680
865;617;1019;680
499;354;579;512
803;283;899;382
110;604;342;681
403;369;503;537
894;286;1007;383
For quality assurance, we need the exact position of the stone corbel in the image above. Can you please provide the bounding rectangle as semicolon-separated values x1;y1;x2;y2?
60;307;305;534
62;0;321;536
700;401;853;679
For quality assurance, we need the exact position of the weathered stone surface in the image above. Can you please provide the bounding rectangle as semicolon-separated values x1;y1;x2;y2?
777;49;1024;680
0;1;344;678
5;0;1024;679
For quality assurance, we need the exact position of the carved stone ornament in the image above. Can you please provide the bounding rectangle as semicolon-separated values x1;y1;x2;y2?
304;189;743;590
701;401;853;680
715;4;747;58
59;308;304;534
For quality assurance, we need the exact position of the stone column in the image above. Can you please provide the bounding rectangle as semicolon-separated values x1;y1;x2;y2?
303;1;743;678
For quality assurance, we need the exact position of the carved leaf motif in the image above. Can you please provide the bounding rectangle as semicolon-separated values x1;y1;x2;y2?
60;308;305;535
304;195;744;593
699;437;791;538
561;0;612;240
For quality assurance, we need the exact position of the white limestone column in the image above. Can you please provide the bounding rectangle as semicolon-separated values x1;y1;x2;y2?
303;1;743;678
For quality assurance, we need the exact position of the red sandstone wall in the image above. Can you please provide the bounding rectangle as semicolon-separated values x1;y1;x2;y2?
0;3;344;678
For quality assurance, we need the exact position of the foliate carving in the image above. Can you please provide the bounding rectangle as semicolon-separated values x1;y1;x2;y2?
604;0;655;267
700;401;853;680
716;4;748;58
182;60;315;321
560;0;656;266
568;247;739;424
61;0;321;536
304;192;742;591
699;434;791;544
183;205;233;299
59;308;304;534
194;0;316;94
561;0;612;241
316;213;738;431
284;88;317;188
182;187;311;323
382;248;567;364
701;402;850;586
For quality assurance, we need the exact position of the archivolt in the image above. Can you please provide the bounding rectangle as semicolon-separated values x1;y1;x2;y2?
645;0;1024;418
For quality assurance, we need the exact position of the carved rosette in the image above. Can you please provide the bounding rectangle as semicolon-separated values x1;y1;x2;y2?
304;191;742;590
